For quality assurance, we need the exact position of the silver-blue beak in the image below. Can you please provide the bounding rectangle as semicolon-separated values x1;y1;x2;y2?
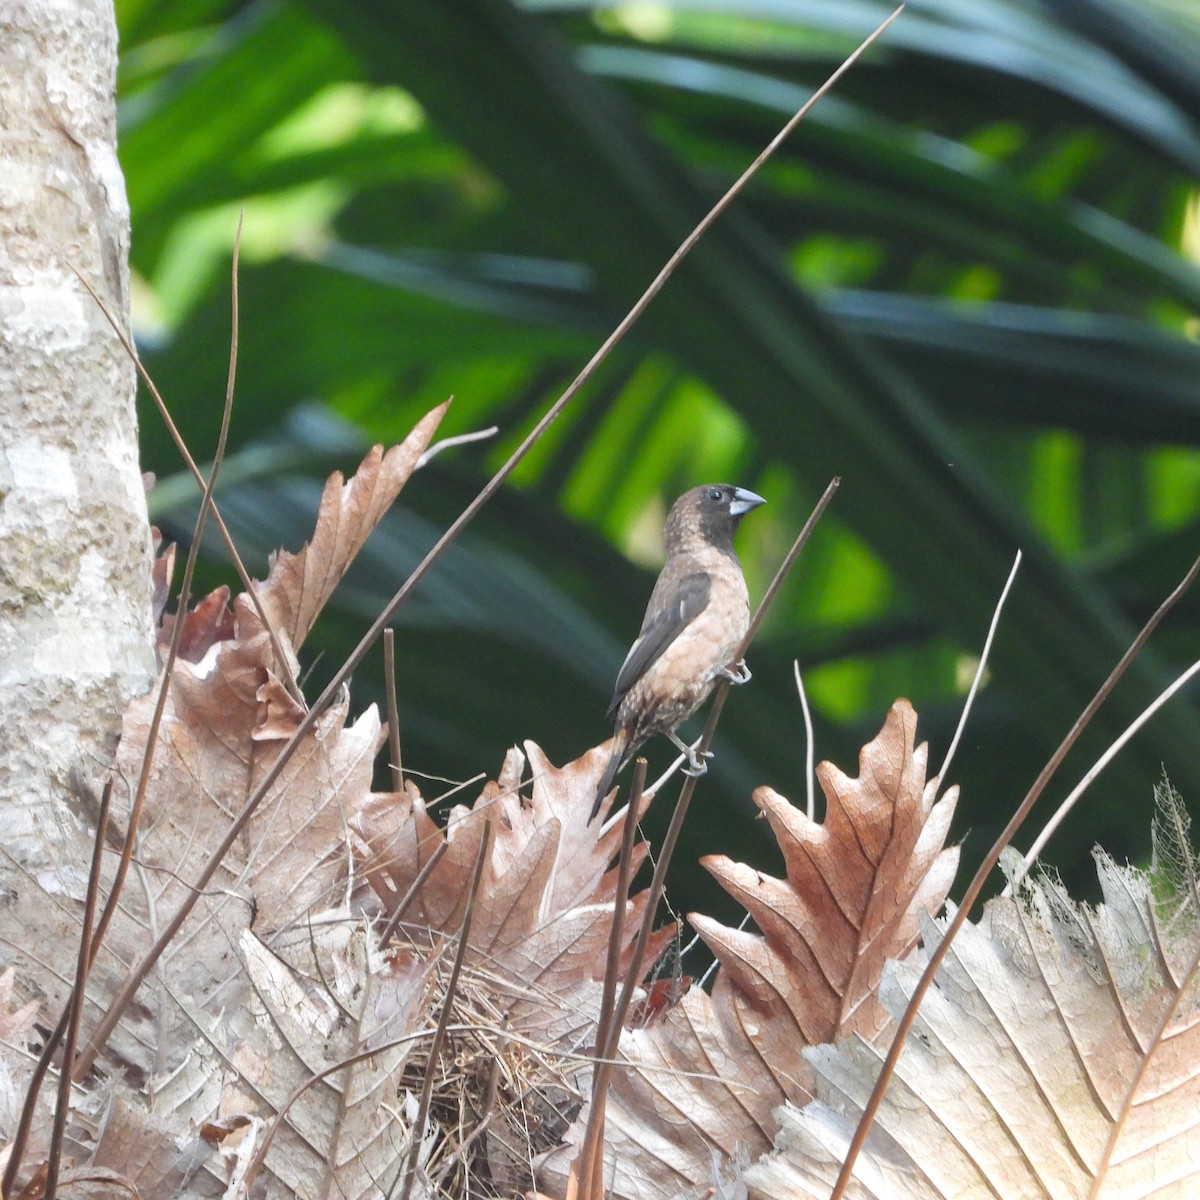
730;487;766;517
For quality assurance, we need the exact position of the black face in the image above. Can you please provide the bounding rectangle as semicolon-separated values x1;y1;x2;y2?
699;484;766;518
690;483;766;542
702;484;734;509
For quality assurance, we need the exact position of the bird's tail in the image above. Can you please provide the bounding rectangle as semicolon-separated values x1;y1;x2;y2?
590;730;630;823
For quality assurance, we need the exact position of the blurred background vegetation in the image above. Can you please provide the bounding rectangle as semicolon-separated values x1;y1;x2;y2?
118;0;1200;932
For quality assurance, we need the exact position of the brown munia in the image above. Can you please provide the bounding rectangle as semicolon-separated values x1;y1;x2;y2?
591;484;765;821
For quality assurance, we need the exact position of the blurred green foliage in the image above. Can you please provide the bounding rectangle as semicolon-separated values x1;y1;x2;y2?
120;0;1200;926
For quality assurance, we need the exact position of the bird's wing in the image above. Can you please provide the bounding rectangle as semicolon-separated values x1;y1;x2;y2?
607;570;711;720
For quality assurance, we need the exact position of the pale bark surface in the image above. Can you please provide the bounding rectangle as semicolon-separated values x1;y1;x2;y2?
0;0;154;856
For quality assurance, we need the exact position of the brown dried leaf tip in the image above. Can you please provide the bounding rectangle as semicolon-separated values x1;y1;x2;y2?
745;779;1200;1198
151;401;448;666
696;696;959;1050
255;402;449;651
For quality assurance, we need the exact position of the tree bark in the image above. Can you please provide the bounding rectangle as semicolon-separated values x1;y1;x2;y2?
0;0;154;854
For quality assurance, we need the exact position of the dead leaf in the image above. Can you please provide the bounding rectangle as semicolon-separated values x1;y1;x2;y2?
89;1098;210;1200
745;781;1200;1197
0;968;39;1045
231;927;436;1200
150;528;173;633
357;740;674;1048
0;970;44;1174
166;584;235;664
697;698;959;1053
252;402;448;651
1;405;608;1200
355;741;677;1196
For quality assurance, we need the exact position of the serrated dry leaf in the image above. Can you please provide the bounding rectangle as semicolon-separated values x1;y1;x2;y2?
47;417;444;1077
356;741;674;1050
92;638;389;1055
252;403;447;651
245;689;383;937
157;585;236;666
697;698;959;1053
354;741;680;1195
540;700;959;1199
744;784;1200;1200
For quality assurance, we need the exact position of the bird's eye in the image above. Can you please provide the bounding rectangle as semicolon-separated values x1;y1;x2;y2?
707;487;723;502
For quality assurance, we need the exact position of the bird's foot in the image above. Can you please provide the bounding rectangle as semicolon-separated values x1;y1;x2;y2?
669;732;713;777
718;659;752;685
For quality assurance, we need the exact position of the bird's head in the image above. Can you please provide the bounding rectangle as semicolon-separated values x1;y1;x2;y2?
665;484;766;554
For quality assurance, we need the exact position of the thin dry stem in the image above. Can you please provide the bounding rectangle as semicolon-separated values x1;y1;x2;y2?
1009;653;1200;894
89;216;241;959
43;781;111;1200
576;759;646;1198
591;760;646;1075
935;549;1022;786
417;425;498;468
68;261;300;703
70;224;243;1083
378;841;451;949
384;628;404;790
793;660;816;821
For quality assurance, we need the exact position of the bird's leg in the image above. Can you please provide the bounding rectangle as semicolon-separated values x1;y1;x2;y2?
667;731;712;777
717;659;752;685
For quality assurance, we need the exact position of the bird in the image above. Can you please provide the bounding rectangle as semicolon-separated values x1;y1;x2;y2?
591;484;765;821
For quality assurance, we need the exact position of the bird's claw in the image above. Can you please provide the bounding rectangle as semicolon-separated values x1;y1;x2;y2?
667;731;713;776
719;659;752;685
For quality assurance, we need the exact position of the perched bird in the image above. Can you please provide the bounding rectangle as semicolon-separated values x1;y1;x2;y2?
591;484;765;821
